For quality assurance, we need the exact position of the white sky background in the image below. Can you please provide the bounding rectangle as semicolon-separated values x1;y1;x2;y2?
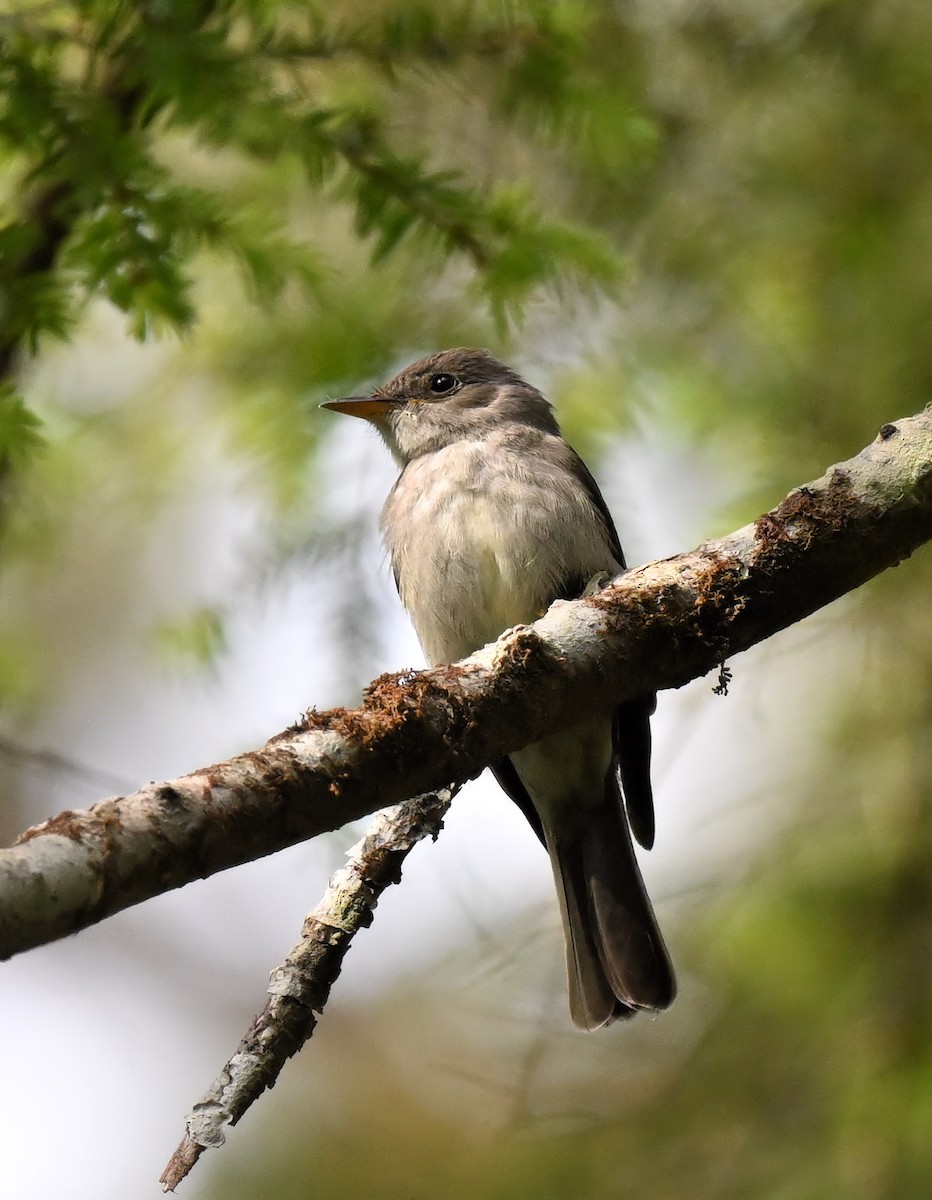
0;360;856;1200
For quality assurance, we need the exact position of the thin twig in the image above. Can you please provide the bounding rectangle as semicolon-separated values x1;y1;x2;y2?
0;732;131;795
159;784;457;1192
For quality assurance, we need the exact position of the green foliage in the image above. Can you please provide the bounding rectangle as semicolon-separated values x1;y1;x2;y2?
0;0;627;367
0;384;44;466
596;1;932;501
0;0;639;504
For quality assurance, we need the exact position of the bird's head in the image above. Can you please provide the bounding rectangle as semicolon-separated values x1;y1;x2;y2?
321;348;558;464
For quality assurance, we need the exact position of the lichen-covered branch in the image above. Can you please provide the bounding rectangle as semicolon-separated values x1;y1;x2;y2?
1;410;930;962
159;785;455;1192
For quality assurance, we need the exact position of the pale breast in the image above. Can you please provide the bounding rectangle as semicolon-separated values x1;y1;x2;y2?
381;434;620;664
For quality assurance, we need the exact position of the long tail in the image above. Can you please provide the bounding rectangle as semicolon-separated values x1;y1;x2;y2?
545;776;676;1031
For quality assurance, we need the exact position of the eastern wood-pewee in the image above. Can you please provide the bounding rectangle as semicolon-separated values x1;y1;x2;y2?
322;348;675;1029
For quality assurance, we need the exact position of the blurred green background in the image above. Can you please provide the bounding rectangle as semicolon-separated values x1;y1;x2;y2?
1;2;931;1198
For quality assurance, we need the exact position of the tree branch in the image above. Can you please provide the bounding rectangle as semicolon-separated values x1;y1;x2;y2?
2;410;930;961
159;784;456;1192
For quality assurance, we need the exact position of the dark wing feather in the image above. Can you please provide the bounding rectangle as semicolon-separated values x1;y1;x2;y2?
564;447;659;852
562;447;626;566
613;697;657;850
489;759;545;845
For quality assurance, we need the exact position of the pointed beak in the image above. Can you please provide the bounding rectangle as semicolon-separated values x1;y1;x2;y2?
320;395;397;421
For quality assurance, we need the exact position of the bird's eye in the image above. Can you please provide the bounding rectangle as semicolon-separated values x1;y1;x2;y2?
428;373;459;395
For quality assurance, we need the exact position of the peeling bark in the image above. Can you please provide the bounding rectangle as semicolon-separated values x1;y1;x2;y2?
1;409;930;962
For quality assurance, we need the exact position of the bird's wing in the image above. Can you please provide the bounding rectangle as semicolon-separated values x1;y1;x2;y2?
489;758;546;845
563;448;626;566
613;696;657;850
566;447;659;851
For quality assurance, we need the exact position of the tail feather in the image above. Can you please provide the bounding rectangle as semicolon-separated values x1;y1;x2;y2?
586;810;676;1011
545;776;675;1030
547;829;635;1029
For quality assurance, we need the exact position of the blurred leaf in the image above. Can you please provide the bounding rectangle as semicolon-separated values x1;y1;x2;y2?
0;385;45;467
154;606;227;672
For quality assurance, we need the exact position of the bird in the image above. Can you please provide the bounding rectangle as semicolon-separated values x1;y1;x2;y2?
321;348;675;1029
